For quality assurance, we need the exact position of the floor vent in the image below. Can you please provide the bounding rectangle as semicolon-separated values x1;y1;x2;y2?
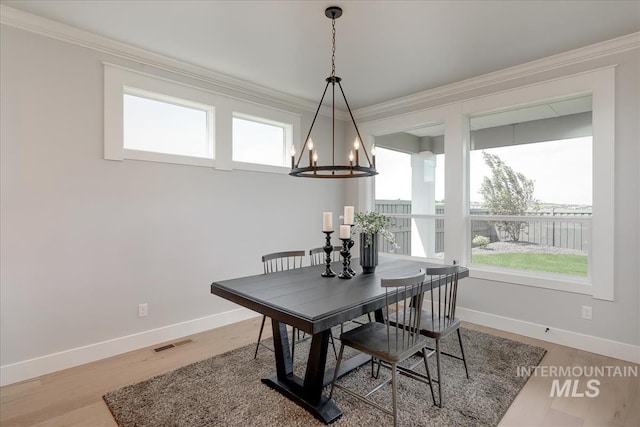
154;339;193;352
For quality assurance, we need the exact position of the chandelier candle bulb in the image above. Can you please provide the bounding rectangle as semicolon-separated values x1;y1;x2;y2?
313;151;318;167
308;139;314;166
323;212;333;232
349;150;354;166
354;138;360;165
344;206;354;225
371;144;376;168
291;145;296;169
340;224;351;239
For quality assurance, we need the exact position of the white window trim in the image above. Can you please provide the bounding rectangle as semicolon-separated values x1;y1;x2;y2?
462;67;614;300
357;67;615;301
104;63;301;174
230;104;300;174
358;104;456;265
105;64;217;168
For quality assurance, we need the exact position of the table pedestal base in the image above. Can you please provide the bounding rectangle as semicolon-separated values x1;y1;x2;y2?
262;374;342;424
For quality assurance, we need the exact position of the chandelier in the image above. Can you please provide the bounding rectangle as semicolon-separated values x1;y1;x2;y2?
289;6;377;179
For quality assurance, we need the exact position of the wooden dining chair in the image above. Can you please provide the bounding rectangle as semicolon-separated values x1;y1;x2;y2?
254;250;305;359
329;270;435;427
391;264;469;407
309;246;342;266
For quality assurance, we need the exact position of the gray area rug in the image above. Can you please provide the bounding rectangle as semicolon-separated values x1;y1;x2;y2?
103;327;546;426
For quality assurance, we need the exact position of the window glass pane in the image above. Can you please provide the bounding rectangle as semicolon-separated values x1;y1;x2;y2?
374;123;445;258
123;94;210;158
232;117;286;167
471;218;590;277
469;94;592;277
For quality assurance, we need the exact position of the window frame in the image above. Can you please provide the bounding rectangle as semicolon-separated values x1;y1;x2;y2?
104;63;301;174
230;105;298;174
105;64;217;168
373;146;447;260
357;67;615;301
462;67;614;300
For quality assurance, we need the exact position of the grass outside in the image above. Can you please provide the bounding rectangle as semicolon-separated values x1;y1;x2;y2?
471;253;588;276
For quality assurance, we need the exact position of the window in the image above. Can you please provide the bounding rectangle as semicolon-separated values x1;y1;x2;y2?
123;91;213;159
373;123;445;259
104;64;300;172
232;114;290;168
468;95;593;281
104;64;216;167
359;67;614;300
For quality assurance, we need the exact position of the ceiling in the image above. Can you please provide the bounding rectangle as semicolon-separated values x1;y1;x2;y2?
3;1;639;110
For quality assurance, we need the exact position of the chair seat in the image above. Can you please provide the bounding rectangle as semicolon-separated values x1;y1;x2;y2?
340;322;428;363
389;310;461;339
419;312;460;339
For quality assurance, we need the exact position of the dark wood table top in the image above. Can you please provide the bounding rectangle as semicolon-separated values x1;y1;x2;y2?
211;256;469;335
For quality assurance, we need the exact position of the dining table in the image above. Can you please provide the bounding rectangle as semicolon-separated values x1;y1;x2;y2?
210;255;469;424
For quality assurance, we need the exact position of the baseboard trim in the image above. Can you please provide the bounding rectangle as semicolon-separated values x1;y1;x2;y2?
457;307;640;364
3;306;636;387
0;308;259;387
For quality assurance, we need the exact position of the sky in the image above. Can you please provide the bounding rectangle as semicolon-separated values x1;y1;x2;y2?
375;136;593;206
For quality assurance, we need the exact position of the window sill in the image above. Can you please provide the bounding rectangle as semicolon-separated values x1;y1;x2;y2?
231;161;291;175
122;149;215;168
378;252;446;265
469;265;592;295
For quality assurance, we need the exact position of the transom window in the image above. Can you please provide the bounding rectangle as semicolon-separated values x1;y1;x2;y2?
104;64;300;172
232;115;290;168
123;91;213;159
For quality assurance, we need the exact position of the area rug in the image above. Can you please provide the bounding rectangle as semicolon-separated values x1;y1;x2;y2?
103;327;546;426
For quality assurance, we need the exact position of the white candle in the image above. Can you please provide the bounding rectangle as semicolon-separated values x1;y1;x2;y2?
344;206;354;225
323;212;333;232
340;224;351;239
354;138;360;165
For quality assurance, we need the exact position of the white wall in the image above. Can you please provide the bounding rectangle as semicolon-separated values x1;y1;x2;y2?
0;25;346;380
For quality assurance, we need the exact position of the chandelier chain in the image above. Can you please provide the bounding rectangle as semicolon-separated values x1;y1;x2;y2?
331;17;336;77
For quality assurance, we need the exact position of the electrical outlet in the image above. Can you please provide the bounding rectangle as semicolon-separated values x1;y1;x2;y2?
581;305;592;320
138;303;148;318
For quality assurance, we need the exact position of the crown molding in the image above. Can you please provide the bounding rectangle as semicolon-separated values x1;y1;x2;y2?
354;32;640;121
2;5;637;123
0;5;351;121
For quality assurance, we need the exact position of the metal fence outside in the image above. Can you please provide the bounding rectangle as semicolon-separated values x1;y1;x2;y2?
375;200;591;255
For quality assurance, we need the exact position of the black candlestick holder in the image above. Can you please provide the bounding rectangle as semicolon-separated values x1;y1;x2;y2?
321;231;336;277
338;237;353;279
347;225;356;276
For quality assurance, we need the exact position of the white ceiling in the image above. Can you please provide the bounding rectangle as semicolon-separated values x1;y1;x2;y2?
3;1;639;110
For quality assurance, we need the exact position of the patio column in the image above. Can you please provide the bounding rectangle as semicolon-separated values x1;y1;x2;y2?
411;151;437;258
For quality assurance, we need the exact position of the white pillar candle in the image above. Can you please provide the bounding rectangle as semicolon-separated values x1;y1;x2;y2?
344;206;354;225
323;212;333;232
340;224;351;239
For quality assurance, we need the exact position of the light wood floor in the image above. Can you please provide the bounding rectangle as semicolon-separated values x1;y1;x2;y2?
1;318;638;427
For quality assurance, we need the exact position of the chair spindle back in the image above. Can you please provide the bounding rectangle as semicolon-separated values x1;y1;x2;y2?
309;246;342;266
381;270;426;354
427;265;460;330
262;250;305;273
